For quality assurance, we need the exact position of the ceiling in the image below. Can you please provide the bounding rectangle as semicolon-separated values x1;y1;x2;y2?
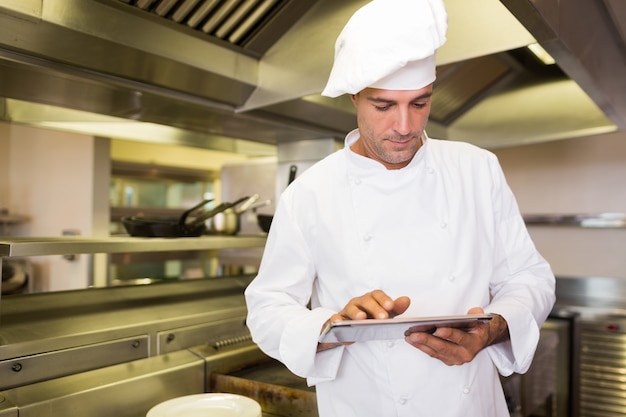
0;0;624;152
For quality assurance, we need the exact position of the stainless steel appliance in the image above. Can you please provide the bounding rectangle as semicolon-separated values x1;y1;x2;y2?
578;315;626;416
554;276;626;417
502;309;579;417
0;275;316;417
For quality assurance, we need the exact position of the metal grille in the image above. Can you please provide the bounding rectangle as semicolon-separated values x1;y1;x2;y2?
580;323;626;416
116;0;286;48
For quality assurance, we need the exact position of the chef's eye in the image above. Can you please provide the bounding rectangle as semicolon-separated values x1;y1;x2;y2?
375;105;391;111
413;102;428;109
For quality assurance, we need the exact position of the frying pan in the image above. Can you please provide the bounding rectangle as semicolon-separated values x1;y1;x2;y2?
122;199;211;237
257;164;297;233
122;197;249;237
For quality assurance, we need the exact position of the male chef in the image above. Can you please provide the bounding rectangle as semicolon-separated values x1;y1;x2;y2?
245;1;556;416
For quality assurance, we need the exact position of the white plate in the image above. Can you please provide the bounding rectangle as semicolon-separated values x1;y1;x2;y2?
146;393;262;417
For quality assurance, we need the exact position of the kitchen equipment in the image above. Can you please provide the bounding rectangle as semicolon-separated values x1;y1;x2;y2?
206;195;259;235
257;215;273;234
0;273;316;416
146;393;262;417
257;165;297;233
551;275;626;417
1;239;292;415
1;258;31;294
501;310;577;417
209;360;317;417
122;199;211;237
122;198;240;237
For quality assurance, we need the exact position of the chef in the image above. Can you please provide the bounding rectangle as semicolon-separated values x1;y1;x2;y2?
245;0;556;416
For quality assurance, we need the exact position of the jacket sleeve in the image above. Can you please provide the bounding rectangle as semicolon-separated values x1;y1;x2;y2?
244;193;345;383
482;153;556;376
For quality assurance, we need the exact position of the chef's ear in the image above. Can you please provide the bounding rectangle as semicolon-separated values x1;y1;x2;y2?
350;93;359;107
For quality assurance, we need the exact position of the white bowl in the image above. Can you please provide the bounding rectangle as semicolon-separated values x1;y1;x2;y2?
146;393;262;417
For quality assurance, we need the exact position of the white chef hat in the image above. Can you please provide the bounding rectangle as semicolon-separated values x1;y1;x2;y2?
321;0;448;98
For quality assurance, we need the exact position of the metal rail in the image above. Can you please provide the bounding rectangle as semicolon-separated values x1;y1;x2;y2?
0;235;266;257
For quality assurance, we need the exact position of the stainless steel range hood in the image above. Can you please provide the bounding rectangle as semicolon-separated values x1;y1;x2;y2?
0;0;624;151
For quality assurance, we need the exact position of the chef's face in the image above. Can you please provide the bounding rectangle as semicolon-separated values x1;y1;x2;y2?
351;85;432;169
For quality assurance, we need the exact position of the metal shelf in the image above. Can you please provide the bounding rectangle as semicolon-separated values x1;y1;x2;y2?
0;235;267;257
524;213;626;228
0;214;29;224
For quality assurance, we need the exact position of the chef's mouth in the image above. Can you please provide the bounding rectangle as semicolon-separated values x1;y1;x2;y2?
386;136;419;144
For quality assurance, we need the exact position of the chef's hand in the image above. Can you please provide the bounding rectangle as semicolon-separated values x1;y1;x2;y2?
317;290;411;352
404;307;510;366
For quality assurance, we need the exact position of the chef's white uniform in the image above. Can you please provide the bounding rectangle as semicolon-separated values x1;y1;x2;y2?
245;130;555;417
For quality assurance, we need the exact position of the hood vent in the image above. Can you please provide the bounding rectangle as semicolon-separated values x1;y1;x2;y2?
431;54;513;125
116;0;314;56
0;0;623;151
431;47;566;126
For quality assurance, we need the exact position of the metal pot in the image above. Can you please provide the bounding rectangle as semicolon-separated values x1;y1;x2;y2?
1;259;29;294
206;194;260;235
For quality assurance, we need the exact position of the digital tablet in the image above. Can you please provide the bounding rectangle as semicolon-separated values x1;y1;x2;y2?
318;313;493;343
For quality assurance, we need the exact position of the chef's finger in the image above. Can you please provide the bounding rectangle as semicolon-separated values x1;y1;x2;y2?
328;313;348;323
370;290;396;311
337;291;388;319
467;306;485;315
360;290;396;318
341;295;389;320
390;296;411;317
406;332;472;365
340;303;369;320
339;290;396;320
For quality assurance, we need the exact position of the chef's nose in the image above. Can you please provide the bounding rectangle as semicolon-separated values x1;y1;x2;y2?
393;107;412;136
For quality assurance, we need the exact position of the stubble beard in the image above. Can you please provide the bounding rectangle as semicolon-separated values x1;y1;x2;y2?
374;133;422;165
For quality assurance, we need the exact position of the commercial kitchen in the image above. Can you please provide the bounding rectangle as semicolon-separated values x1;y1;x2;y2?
1;0;626;416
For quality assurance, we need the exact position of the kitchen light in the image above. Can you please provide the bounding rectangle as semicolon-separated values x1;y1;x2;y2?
527;42;556;65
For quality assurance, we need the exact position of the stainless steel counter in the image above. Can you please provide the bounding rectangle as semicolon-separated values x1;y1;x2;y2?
0;276;254;389
0;349;206;417
0;275;298;417
554;275;626;318
0;234;279;416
